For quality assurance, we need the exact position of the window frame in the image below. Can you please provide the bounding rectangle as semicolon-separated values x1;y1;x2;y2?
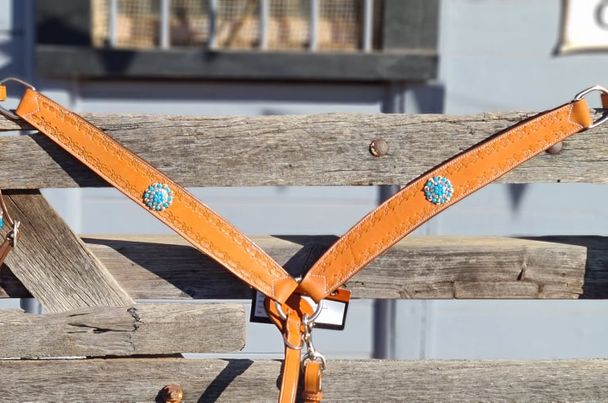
36;0;439;82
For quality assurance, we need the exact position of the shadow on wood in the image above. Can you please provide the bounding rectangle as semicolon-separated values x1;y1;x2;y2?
197;359;254;403
523;236;608;299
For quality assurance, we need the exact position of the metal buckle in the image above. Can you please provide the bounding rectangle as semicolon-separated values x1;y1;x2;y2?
0;77;35;120
573;85;608;129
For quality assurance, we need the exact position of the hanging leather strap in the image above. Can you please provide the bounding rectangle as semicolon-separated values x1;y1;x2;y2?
278;313;303;403
265;294;316;403
299;99;593;302
12;87;298;304
302;361;324;403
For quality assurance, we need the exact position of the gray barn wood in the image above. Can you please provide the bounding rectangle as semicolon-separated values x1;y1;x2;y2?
1;358;607;402
81;235;590;299
2;191;133;312
1;235;587;299
0;111;605;188
0;304;244;358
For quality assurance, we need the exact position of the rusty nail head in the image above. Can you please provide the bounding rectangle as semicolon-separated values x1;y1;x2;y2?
369;138;389;157
545;142;563;155
160;384;183;403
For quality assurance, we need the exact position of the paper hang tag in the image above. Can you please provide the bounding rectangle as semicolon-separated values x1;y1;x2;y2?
250;288;351;331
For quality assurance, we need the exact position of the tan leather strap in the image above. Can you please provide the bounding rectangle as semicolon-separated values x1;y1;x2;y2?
266;294;317;403
278;313;303;403
299;99;593;301
13;88;298;303
302;361;324;403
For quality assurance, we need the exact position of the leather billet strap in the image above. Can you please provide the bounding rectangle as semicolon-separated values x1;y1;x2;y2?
11;86;298;304
298;98;594;302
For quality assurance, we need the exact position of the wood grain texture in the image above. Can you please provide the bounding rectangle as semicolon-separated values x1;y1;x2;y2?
0;304;245;358
545;236;608;299
0;110;604;188
2;358;608;402
2;191;133;312
1;235;587;299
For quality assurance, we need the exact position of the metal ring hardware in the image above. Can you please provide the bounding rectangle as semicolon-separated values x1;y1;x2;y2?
0;77;36;120
573;85;608;129
274;298;324;324
282;333;303;350
302;351;327;371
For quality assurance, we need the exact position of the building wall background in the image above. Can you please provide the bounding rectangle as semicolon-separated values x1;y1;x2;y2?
2;0;608;359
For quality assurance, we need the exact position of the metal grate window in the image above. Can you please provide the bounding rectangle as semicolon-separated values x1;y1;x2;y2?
93;0;160;48
215;0;260;49
318;0;360;51
268;0;310;50
92;0;379;52
171;0;210;47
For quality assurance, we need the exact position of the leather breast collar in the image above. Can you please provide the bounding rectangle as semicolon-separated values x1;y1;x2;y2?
1;77;603;402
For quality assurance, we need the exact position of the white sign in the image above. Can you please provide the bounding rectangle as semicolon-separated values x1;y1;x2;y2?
559;0;608;53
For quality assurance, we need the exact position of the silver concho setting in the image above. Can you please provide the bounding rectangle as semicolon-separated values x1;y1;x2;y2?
423;176;454;205
143;183;173;211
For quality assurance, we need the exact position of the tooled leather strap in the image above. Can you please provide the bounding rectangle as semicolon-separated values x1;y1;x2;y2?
13;88;299;303
299;99;593;302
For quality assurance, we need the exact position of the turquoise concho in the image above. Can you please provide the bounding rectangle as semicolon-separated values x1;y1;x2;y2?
423;176;453;205
143;183;173;211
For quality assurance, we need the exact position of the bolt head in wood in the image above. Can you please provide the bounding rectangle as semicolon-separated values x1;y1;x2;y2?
545;142;563;155
160;384;183;403
369;139;389;157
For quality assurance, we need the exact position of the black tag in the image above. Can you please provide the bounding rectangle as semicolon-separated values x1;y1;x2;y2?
249;288;351;331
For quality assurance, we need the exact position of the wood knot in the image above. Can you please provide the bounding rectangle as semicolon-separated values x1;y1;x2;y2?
159;384;183;403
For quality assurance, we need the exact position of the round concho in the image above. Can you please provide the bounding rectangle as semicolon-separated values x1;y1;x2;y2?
423;176;453;205
143;183;173;211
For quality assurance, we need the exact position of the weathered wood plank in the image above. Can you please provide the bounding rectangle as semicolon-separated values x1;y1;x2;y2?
2;191;133;312
1;235;586;299
90;235;589;299
543;236;608;299
0;304;244;358
0;111;605;188
1;358;607;402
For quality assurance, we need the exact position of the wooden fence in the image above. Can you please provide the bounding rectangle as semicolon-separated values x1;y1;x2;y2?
0;110;607;401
